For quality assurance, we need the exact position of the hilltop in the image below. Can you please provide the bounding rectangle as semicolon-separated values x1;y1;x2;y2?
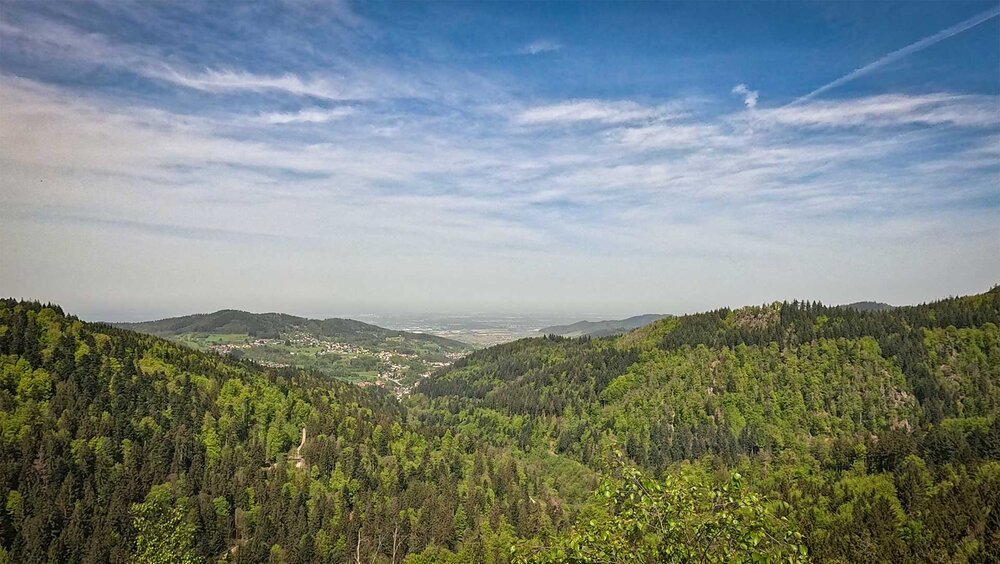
841;300;895;312
115;309;466;350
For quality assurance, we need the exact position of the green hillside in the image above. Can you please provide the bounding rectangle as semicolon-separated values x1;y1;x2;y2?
1;288;997;562
414;287;1000;561
116;310;465;351
115;310;470;393
0;300;580;562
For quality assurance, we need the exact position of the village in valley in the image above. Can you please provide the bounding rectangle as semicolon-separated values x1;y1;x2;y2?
196;331;468;398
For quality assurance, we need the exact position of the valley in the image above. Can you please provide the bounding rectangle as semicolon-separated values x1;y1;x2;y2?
3;2;996;562
353;312;595;346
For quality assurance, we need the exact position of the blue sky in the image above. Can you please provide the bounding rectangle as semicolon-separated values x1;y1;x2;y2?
1;0;998;320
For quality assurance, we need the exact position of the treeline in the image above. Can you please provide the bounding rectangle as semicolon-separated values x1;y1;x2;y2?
656;289;999;422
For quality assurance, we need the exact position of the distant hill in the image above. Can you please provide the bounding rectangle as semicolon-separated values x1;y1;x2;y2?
840;301;894;312
115;309;467;351
539;313;669;337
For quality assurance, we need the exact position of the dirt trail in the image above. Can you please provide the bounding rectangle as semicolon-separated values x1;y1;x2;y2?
262;427;307;471
289;427;306;469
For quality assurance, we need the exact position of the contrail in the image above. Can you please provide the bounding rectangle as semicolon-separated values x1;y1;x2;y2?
787;5;1000;106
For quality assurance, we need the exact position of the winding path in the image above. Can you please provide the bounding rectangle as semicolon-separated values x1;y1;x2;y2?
289;427;306;469
261;427;307;471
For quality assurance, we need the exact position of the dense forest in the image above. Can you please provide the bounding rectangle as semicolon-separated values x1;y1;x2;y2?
417;287;1000;562
0;300;566;562
1;287;997;562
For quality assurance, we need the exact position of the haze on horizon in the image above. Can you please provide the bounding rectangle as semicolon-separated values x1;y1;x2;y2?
1;1;998;322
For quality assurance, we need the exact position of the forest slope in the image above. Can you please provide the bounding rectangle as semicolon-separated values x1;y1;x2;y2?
0;300;576;562
1;288;997;562
414;287;1000;561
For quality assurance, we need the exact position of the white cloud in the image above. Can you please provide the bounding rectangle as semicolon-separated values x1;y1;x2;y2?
257;107;356;124
732;84;759;109
0;17;414;101
520;40;561;55
514;100;678;125
158;68;347;98
615;123;723;150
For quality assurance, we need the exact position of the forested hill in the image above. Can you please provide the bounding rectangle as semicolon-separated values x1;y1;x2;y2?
115;309;466;351
537;313;668;337
414;286;1000;561
1;288;997;563
0;299;587;562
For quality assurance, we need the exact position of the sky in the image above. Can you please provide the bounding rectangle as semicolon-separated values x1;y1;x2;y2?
1;0;998;321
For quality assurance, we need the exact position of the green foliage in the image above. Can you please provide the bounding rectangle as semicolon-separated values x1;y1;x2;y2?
131;485;200;564
515;455;805;563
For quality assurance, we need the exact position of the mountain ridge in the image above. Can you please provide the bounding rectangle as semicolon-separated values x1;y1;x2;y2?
114;308;467;350
538;313;669;337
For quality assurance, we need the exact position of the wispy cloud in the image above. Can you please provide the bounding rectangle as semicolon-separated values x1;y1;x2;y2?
278;0;366;28
790;5;1000;105
157;68;357;99
520;39;561;55
758;94;999;128
8;209;313;246
0;17;144;69
514;100;679;125
256;107;356;124
4;74;994;233
0;16;417;101
615;123;723;150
